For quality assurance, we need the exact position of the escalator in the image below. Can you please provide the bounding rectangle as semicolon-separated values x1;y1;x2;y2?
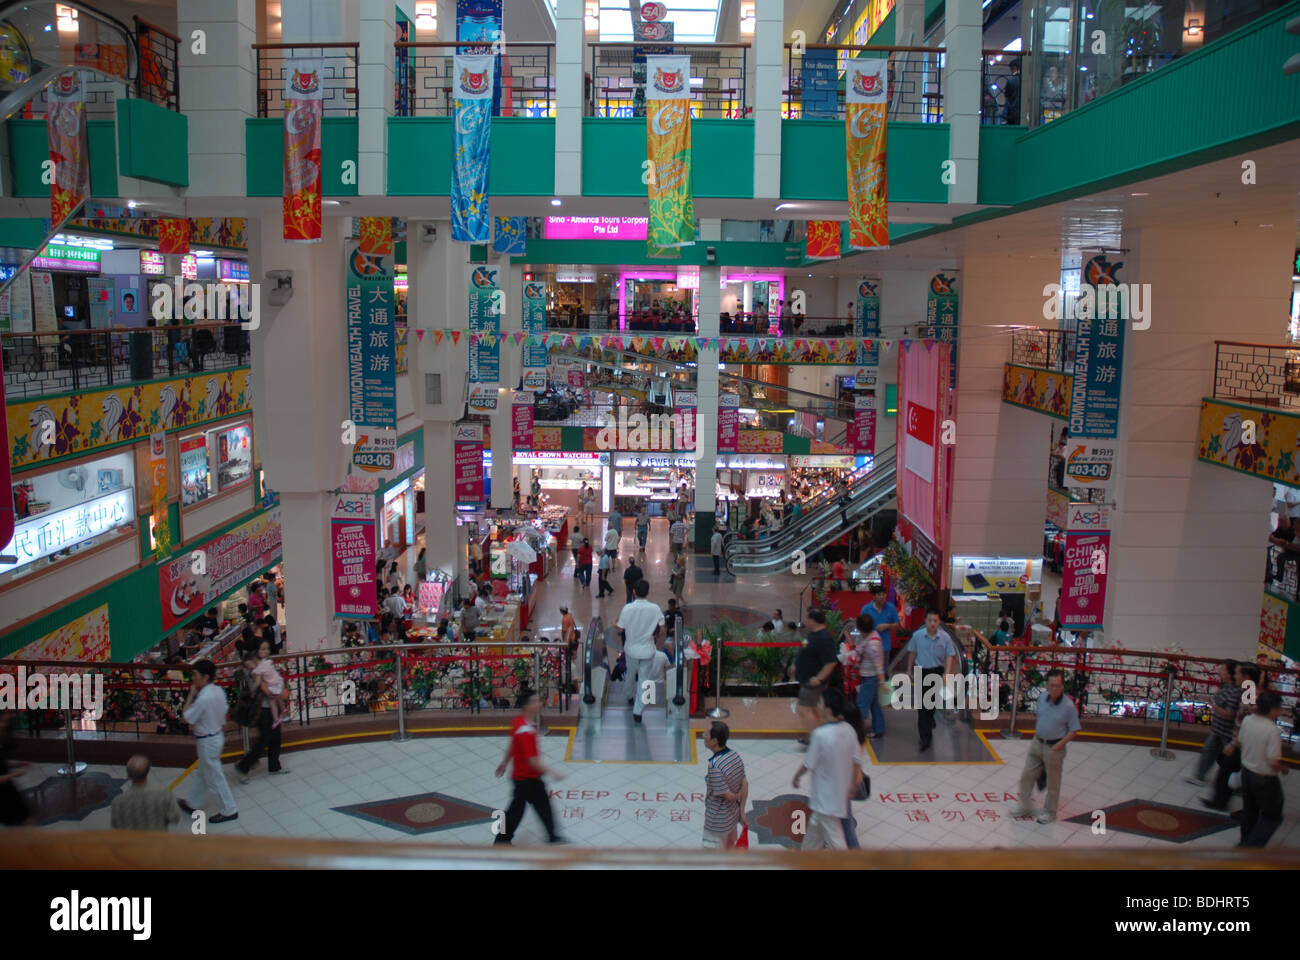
724;446;898;575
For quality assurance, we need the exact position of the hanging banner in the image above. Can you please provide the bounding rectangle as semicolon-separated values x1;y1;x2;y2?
455;422;485;505
511;391;534;450
717;392;740;454
332;493;377;618
1060;502;1110;630
359;216;393;256
30;271;56;332
844;57;888;250
157;218;190;255
1068;254;1126;440
1063;439;1117;499
927;271;959;389
468;264;500;384
856;277;881;367
645;56;694;252
805;220;841;260
47;70;89;226
457;0;503;116
675;390;697;452
522;279;548;390
850;394;877;456
346;241;397;470
494;215;527;255
451;53;494;244
150;431;171;559
283;59;323;242
897;340;949;549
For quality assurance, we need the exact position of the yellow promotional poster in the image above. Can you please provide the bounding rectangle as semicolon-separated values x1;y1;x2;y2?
7;604;111;662
645;56;694;252
844;58;889;250
1199;398;1300;487
1260;592;1287;661
955;557;1034;595
1002;363;1071;419
738;430;783;454
151;431;171;559
7;369;251;470
1046;487;1069;528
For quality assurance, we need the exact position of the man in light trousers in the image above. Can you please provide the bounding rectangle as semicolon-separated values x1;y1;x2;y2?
1013;668;1081;824
615;579;665;725
177;659;239;823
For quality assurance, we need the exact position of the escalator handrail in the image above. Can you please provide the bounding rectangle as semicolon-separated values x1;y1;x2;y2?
0;0;140;86
582;615;604;705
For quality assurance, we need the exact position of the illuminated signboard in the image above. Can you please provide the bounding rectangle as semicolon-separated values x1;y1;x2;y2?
139;250;165;275
544;217;649;241
1;488;135;572
31;244;101;272
180;254;198;280
218;259;251;282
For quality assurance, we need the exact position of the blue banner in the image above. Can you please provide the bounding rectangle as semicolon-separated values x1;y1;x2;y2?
855;277;880;366
451;53;493;244
1068;256;1126;440
522;278;548;389
468;264;500;383
346;243;396;468
494;215;526;255
457;0;502;115
926;272;959;388
800;47;839;119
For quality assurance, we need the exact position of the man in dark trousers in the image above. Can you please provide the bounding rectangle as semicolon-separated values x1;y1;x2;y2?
623;557;645;604
494;690;565;845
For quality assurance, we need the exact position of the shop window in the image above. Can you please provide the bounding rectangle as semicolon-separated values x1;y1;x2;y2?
179;419;254;507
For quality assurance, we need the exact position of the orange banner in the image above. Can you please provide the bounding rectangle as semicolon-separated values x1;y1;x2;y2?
47;70;89;226
157;218;190;255
359;216;393;256
805;220;841;260
845;59;889;250
283;60;323;242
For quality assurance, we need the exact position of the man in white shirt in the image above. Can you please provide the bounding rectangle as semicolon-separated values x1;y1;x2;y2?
670;518;688;556
603;526;620;568
1237;690;1286;847
383;587;406;620
709;526;725;576
615;580;665;724
792;688;859;850
176;660;238;823
772;610;785;633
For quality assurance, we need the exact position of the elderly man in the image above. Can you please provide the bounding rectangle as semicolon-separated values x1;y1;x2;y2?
1012;668;1081;823
111;755;181;831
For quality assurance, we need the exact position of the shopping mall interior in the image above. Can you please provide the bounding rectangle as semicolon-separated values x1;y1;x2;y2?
0;0;1299;890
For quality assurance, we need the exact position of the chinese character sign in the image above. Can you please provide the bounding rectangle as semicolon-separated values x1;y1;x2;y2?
856;277;881;367
1060;503;1109;630
1068;257;1126;440
511;391;534;451
346;242;397;469
522;280;548;390
717;393;740;453
332;493;377;618
468;265;500;384
926;272;959;389
455;423;485;505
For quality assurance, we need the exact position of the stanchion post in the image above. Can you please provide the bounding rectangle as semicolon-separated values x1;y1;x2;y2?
57;708;86;778
1150;665;1177;760
707;637;729;719
672;616;686;707
392;650;409;742
1003;652;1023;740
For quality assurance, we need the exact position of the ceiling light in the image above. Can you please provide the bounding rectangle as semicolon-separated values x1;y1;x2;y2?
1130;192;1149;196
127;200;137;209
551;198;563;206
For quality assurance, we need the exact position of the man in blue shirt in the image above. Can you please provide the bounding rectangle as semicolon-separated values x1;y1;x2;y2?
902;609;958;752
860;584;901;663
1012;668;1081;823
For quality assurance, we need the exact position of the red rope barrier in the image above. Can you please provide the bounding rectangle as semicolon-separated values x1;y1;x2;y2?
721;641;803;648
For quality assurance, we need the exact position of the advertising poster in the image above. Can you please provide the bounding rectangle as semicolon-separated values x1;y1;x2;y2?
1068;255;1126;440
844;58;888;250
8;603;110;662
450;53;494;243
87;276;115;328
1060;502;1110;630
856;277;880;367
805;220;840;260
738;429;783;454
150;431;170;558
522;279;548;389
8;270;32;332
850;394;877;456
897;340;948;549
511;390;534;450
331;493;377;618
180;435;209;505
674;390;697;452
454;422;485;505
927;272;959;389
717;393;740;453
468;264;500;384
567;368;584;389
47;70;89;226
644;56;694;251
283;59;323;242
346;240;397;470
1063;439;1117;499
159;508;283;632
800;48;839;119
30;271;56;332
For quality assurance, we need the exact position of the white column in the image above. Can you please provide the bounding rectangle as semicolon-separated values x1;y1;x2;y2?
941;0;980;205
894;0;927;44
248;215;350;649
178;0;257;195
554;0;584;195
751;0;783;198
489;254;522;508
357;1;395;195
694;265;722;550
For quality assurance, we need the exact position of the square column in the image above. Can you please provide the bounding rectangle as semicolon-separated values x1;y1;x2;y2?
555;0;584;195
178;0;257;195
751;0;783;198
357;2;395;195
941;0;980;204
693;265;721;550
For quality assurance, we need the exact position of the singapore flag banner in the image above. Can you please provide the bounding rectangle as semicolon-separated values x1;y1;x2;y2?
897;340;950;547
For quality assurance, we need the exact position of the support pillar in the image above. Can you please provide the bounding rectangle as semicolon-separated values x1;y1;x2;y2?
942;0;980;204
751;0;783;198
178;0;257;196
555;0;584;195
694;264;721;551
357;1;395;196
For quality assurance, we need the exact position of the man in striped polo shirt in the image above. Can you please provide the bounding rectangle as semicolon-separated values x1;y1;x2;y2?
702;721;748;848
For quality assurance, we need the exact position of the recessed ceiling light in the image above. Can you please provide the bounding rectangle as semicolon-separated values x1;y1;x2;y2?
127;200;137;208
1261;223;1274;227
551;198;562;206
1130;192;1149;197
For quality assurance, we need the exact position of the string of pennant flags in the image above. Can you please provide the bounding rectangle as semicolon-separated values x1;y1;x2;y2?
409;330;906;353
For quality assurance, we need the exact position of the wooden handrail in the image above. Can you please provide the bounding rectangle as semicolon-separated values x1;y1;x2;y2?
133;15;181;44
252;42;359;50
591;41;752;49
396;40;554;48
785;43;945;53
1214;339;1300;350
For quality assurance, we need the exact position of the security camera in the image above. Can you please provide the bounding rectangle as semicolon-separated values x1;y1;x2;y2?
706;245;716;265
265;269;293;307
421;223;437;243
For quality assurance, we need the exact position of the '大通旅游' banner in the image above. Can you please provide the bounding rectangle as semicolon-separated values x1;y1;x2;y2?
47;70;89;227
645;56;694;253
856;277;880;367
283;60;323;242
451;53;494;244
346;241;397;470
468;264;500;384
522;279;548;390
845;58;888;250
927;271;959;388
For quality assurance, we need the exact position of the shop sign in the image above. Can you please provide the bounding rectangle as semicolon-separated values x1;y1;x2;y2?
455;422;485;506
512;390;534;451
512;451;605;465
468;383;499;413
555;266;598;283
218;260;250;282
951;556;1036;595
31;243;100;273
674;391;697;408
545;219;647;242
180;254;198;280
721;454;785;469
616;454;696;469
851;394;876;457
1;488;134;573
717;393;740;454
1060;501;1109;630
331;493;376;618
352;427;397;471
139;250;165;275
159;508;283;632
788;455;854;469
1063;440;1116;496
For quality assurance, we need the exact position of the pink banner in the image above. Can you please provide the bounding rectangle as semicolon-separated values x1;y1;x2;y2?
717;396;739;453
512;402;534;451
455;441;484;504
850;406;877;456
567;369;584;388
897;341;949;550
1061;504;1109;629
331;494;377;618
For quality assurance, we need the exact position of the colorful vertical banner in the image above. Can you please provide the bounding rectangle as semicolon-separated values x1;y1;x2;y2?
494;216;526;255
1068;254;1126;440
675;390;698;452
856;277;881;367
850;395;877;456
844;57;889;250
897;340;950;550
805;221;841;260
346;241;397;469
645;56;694;252
454;422;486;505
332;493;378;618
150;431;171;559
1060;502;1110;629
522;279;548;390
457;0;503;116
283;60;323;242
47;70;89;226
927;271;959;389
359;216;393;255
468;264;500;384
511;391;534;450
717;393;740;453
157;218;190;255
451;53;494;244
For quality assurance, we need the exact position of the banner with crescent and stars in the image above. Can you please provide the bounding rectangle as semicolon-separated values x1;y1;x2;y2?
645;56;694;252
283;59;324;242
47;70;89;227
845;57;888;250
451;53;494;244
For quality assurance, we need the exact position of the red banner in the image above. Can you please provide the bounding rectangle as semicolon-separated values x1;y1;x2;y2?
898;340;949;550
47;70;89;226
845;58;889;250
283;60;324;242
511;395;534;451
1060;504;1109;630
159;509;283;633
157;218;190;255
359;216;393;256
850;396;877;456
805;220;841;260
331;494;377;618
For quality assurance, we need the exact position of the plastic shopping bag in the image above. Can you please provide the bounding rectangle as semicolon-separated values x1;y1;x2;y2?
734;824;749;849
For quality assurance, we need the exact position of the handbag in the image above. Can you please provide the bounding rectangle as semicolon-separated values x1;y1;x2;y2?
851;771;870;801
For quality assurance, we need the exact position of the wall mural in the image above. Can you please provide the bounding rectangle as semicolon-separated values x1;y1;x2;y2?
1001;363;1071;419
1198;398;1300;488
6;603;111;662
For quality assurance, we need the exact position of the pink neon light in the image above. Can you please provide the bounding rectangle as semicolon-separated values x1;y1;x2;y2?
545;217;649;240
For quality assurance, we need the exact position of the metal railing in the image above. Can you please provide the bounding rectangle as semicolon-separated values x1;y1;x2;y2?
980;52;1025;125
784;44;944;122
588;42;748;118
1;324;250;401
254;42;358;117
134;16;180;111
1009;326;1075;374
394;41;554;117
1211;340;1300;411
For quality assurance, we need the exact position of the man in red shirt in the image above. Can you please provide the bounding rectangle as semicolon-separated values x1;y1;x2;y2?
494;690;565;845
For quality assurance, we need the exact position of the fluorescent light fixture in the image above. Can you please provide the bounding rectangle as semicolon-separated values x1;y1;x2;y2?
551;198;562;206
1130;192;1149;196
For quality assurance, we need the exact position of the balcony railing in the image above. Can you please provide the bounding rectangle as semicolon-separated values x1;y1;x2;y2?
588;42;748;119
784;44;944;122
254;42;358;117
394;42;555;117
1009;326;1075;374
1;323;250;401
134;16;180;111
1212;340;1300;411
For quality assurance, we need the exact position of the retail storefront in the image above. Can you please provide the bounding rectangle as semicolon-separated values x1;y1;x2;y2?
512;451;608;514
178;417;253;509
948;555;1044;639
370;428;425;556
